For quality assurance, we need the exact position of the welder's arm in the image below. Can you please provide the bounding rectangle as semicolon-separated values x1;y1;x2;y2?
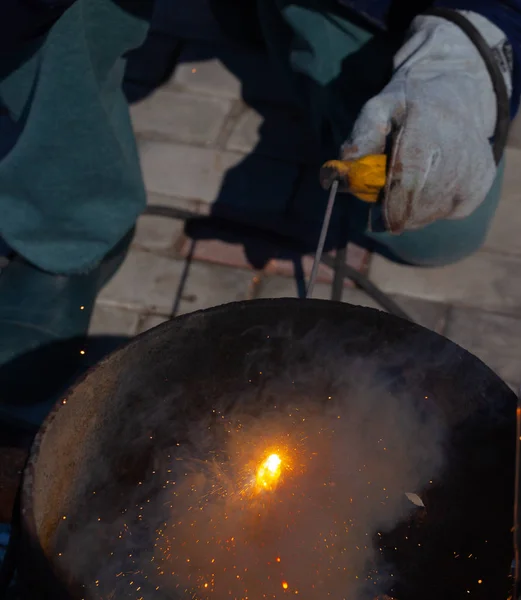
434;1;521;116
342;10;514;233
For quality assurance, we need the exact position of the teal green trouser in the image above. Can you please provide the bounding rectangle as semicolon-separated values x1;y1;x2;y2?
0;0;150;274
258;0;505;266
0;0;504;273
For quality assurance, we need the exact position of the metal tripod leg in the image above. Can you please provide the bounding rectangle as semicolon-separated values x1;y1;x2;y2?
331;246;346;302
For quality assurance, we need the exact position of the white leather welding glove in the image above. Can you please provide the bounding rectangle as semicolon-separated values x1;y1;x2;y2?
342;11;513;233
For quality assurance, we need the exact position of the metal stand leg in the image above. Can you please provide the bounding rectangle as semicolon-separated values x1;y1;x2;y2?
331;246;346;302
143;204;413;322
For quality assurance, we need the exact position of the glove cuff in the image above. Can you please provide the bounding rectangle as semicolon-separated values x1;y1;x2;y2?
422;7;510;164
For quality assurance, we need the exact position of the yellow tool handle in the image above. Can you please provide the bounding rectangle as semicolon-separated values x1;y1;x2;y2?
320;154;387;203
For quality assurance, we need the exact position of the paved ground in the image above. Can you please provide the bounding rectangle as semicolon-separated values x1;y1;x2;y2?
92;1;521;391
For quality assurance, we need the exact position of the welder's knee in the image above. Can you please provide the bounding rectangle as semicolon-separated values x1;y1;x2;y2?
366;159;505;267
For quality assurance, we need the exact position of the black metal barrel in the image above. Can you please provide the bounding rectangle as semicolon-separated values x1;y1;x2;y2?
16;299;517;600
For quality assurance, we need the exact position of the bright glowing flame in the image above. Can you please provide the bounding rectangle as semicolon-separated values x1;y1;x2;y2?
256;453;282;490
282;581;289;590
266;454;281;473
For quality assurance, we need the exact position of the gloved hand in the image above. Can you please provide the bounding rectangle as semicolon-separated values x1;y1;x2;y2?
341;11;513;233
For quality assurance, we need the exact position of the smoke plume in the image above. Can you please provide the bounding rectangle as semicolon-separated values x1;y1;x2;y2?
54;325;446;600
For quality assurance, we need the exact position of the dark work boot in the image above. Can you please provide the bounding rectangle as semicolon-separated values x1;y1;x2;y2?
0;230;134;431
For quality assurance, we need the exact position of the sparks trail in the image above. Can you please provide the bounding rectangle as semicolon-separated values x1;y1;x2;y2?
59;378;443;600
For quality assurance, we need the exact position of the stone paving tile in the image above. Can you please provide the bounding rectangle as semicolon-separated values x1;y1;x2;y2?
176;236;369;287
226;108;263;150
265;249;370;286
175;261;257;315
256;274;332;300
169;42;297;106
342;291;448;332
264;256;341;286
346;292;448;333
176;237;340;284
88;305;140;336
99;249;184;315
445;307;521;385
139;140;243;201
131;90;232;146
137;314;170;334
341;288;381;308
139;140;299;213
485;147;521;255
369;251;521;315
172;48;242;99
388;295;449;333
177;236;254;269
258;277;448;332
146;191;210;216
226;105;318;164
133;214;184;252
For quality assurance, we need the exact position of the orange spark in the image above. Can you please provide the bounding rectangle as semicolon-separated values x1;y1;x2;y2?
282;581;289;590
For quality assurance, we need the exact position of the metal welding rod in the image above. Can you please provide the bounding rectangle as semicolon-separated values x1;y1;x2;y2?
306;154;387;298
306;180;338;298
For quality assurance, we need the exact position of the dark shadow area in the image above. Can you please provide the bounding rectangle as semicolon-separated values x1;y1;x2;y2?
122;0;407;270
0;335;134;592
0;335;131;435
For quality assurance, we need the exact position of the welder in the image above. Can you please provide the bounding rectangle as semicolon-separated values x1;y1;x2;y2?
0;0;519;407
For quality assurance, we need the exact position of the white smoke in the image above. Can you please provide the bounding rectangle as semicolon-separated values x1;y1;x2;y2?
54;329;446;600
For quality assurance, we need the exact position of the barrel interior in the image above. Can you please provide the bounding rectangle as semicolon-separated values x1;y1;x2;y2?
23;299;517;600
